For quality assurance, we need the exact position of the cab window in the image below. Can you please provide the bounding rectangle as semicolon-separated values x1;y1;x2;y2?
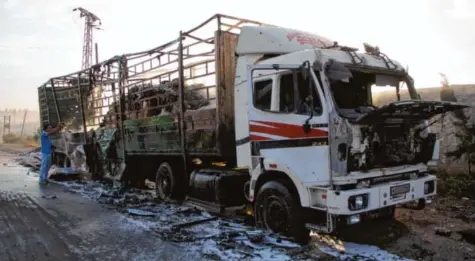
279;72;323;116
279;73;295;113
253;79;272;111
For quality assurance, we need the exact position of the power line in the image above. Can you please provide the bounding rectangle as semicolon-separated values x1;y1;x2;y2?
73;7;101;69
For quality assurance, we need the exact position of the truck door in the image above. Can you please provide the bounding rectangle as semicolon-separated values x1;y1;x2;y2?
247;65;330;184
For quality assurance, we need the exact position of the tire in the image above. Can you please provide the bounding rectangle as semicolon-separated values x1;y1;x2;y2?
155;162;175;201
254;180;310;244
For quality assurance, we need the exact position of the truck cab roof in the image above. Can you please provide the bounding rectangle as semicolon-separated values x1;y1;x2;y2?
237;26;406;74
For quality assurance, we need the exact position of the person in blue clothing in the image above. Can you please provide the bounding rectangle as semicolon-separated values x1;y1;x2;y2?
39;122;63;184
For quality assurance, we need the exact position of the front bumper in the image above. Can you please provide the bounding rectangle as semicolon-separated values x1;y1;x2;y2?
326;175;436;215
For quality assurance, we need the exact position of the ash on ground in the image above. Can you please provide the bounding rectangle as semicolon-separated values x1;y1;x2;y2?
13;150;448;261
46;178;411;261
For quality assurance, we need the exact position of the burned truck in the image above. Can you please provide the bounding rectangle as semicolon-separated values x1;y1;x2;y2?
37;77;92;169
39;14;467;243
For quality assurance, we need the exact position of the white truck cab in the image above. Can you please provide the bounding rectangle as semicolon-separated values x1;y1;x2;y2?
233;26;466;241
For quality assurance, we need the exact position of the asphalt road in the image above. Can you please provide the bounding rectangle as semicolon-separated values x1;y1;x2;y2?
0;151;197;261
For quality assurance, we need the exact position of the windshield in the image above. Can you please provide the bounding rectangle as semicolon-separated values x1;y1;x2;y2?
371;81;406;107
327;68;415;119
331;71;405;108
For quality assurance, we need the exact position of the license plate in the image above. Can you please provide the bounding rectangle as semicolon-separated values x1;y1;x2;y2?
390;183;410;196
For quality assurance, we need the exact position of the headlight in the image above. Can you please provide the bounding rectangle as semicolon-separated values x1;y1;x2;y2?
355;196;364;208
348;214;361;225
348;194;368;211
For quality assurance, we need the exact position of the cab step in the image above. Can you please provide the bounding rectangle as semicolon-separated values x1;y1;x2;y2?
185;196;246;216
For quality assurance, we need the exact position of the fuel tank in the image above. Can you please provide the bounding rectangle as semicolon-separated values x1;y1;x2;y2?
188;169;249;207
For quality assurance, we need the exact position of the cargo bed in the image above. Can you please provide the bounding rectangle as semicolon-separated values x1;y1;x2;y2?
37;14;269;175
122;29;239;161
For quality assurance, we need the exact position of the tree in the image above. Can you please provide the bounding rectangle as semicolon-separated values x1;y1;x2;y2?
439;73;472;171
439;73;475;197
445;113;474;174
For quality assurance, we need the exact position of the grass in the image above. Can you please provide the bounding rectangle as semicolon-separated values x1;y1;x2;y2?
3;133;39;147
437;169;475;199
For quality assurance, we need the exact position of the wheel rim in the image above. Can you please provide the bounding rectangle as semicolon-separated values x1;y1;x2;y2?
156;165;173;199
263;194;289;233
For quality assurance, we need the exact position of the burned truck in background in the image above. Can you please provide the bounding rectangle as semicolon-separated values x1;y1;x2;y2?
37;77;92;170
38;14;468;243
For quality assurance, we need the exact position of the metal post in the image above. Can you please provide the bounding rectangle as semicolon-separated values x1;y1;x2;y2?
42;84;51;124
178;31;188;181
50;79;61;124
77;73;88;140
2;116;5;141
95;43;99;64
117;57;126;160
20;110;27;136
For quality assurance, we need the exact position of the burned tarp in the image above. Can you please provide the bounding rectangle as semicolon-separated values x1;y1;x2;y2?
90;126;125;179
125;79;212;119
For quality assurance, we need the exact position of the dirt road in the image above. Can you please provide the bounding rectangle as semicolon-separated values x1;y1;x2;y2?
0;150;198;261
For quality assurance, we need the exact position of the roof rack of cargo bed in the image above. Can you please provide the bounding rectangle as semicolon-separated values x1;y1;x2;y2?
122;14;274;83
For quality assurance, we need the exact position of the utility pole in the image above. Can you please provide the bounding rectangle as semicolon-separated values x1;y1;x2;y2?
73;7;101;70
20;110;27;136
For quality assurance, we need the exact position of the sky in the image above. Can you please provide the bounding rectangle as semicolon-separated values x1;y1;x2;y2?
0;0;474;110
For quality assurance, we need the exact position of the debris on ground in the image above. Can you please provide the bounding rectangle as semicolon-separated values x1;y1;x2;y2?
171;217;218;230
14;147;87;181
434;227;452;237
41;195;57;199
42;179;431;261
127;208;156;217
13;151;475;261
16;151;41;170
48;166;85;177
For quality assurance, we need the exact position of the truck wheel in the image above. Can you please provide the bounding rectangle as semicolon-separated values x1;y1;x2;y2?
254;180;310;244
155;162;175;201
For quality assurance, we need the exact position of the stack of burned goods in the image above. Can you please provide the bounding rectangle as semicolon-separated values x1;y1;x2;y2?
96;78;217;160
